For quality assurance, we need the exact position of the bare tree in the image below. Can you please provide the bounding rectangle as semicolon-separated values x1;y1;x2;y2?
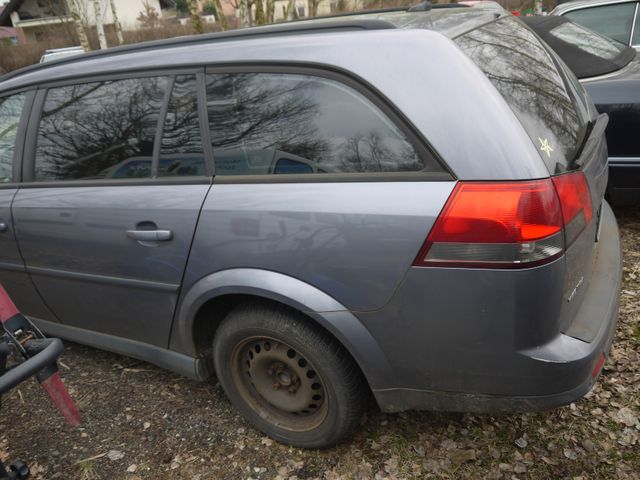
137;2;162;28
254;0;266;24
238;0;251;27
189;0;204;34
109;0;124;45
66;0;91;51
285;0;296;19
307;0;320;16
266;0;275;22
93;0;108;49
210;0;229;30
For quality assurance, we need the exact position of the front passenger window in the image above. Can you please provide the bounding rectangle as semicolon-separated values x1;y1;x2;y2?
0;93;26;183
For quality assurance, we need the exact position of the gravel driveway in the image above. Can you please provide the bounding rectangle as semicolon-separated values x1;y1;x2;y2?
1;207;639;480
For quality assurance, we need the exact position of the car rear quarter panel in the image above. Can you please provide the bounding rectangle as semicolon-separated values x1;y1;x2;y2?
179;181;455;314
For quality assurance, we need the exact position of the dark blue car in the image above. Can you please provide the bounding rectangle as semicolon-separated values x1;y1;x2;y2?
525;15;640;205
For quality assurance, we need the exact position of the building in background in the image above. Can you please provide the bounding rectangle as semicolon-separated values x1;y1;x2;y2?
0;25;20;44
0;0;172;43
0;5;22;43
268;0;363;21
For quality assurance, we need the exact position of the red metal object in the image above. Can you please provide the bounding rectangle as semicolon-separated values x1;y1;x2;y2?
0;285;19;324
40;371;81;426
1;282;81;426
591;352;606;379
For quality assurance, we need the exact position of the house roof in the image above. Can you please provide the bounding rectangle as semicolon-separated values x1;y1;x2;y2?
0;25;17;38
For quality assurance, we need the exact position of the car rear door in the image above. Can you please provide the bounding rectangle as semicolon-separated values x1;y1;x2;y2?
11;73;212;347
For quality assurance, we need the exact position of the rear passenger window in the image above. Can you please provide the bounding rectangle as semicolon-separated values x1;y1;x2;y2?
159;75;206;177
205;73;437;176
564;3;636;44
34;77;169;181
0;93;26;183
456;17;589;173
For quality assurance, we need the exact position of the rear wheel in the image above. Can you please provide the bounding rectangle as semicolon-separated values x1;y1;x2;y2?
213;302;366;448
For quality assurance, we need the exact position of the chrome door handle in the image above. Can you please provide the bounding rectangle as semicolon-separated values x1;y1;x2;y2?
126;229;173;242
0;222;7;233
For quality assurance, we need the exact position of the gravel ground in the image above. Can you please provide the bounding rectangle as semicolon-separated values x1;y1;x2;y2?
1;207;639;480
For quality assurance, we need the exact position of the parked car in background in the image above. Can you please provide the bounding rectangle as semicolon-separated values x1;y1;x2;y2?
0;5;622;448
551;0;640;49
39;46;85;63
524;15;640;204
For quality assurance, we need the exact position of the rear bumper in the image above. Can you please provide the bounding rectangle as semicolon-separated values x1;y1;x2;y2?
366;202;622;413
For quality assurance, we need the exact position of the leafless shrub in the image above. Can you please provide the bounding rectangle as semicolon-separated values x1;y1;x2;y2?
137;1;162;29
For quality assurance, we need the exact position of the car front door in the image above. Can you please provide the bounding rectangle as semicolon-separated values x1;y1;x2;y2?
12;73;212;347
0;91;55;320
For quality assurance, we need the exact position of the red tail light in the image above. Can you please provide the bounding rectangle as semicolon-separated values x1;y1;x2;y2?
552;172;592;247
414;173;592;268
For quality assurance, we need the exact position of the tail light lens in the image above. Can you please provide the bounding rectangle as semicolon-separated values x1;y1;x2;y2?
552;172;593;247
414;173;592;268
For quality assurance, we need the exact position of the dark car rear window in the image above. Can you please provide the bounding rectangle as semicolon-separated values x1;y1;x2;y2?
523;16;636;79
455;16;592;174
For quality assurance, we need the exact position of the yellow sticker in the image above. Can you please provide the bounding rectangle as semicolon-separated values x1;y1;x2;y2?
538;137;553;158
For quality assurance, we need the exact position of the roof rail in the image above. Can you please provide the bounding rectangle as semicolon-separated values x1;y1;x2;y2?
0;19;396;84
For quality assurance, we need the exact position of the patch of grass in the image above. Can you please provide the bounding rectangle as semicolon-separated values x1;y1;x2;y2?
632;323;640;344
77;460;97;480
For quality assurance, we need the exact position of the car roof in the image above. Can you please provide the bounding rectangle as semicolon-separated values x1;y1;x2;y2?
0;22;546;181
552;0;636;14
0;4;506;94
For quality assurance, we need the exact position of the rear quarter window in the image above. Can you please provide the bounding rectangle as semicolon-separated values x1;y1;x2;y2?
455;17;591;174
205;72;443;177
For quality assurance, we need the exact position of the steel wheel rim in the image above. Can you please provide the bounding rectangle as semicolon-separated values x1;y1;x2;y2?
230;336;329;432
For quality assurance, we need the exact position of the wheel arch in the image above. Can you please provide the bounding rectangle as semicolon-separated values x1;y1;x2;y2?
170;268;394;390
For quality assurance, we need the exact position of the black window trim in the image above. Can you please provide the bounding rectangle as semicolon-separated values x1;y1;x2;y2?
21;67;215;187
151;76;175;179
196;72;215;176
203;62;455;184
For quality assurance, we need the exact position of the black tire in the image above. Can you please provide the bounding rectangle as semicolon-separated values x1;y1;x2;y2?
213;302;367;448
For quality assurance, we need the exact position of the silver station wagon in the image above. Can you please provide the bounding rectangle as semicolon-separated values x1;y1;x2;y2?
0;4;622;448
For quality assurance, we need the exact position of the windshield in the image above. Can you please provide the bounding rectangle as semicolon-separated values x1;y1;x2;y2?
455;17;592;174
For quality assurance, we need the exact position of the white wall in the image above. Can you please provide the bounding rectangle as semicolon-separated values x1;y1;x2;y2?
70;0;162;29
271;0;364;21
